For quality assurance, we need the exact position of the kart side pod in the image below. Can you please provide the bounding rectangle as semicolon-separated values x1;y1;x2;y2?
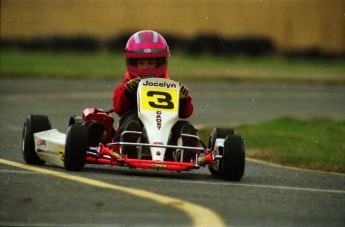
81;108;115;144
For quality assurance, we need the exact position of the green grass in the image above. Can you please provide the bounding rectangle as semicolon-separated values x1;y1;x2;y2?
1;49;345;84
199;118;345;173
170;55;345;84
0;49;125;79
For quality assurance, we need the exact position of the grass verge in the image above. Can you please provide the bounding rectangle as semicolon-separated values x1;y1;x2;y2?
198;118;345;173
1;49;345;84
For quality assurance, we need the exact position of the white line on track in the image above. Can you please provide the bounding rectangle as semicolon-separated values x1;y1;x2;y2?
2;163;344;195
0;158;225;227
88;176;345;195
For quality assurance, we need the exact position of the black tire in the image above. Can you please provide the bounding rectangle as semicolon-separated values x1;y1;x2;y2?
222;135;245;181
22;115;51;165
64;124;87;171
208;128;235;177
208;128;235;150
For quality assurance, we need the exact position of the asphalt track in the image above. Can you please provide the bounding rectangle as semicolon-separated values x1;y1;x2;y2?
0;78;345;226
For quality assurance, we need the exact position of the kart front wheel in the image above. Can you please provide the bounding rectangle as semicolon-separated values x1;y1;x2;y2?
64;124;87;171
208;128;235;177
22;115;51;165
222;135;245;181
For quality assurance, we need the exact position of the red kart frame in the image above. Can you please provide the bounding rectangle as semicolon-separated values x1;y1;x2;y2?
81;108;216;172
85;140;216;172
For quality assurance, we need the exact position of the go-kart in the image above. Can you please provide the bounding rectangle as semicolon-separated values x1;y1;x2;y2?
22;78;245;181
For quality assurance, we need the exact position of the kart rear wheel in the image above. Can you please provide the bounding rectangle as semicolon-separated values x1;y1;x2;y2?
64;124;87;171
222;135;245;181
208;128;235;177
22;115;51;165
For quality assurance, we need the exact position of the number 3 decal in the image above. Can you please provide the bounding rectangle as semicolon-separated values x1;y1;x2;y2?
141;87;178;112
147;91;174;109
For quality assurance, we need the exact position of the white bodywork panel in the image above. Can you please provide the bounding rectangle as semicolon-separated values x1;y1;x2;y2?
34;129;66;167
138;78;180;161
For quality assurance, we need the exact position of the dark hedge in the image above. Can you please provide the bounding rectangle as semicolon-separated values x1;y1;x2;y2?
1;33;343;59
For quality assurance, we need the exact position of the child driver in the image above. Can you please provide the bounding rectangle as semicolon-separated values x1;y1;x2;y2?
113;30;197;161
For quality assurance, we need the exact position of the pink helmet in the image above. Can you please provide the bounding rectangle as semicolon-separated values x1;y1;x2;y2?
125;30;170;79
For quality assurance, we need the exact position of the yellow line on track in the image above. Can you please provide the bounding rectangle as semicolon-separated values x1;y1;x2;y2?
0;158;225;227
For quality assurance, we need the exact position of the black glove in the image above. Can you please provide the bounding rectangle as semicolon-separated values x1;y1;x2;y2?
179;82;189;99
125;78;141;94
